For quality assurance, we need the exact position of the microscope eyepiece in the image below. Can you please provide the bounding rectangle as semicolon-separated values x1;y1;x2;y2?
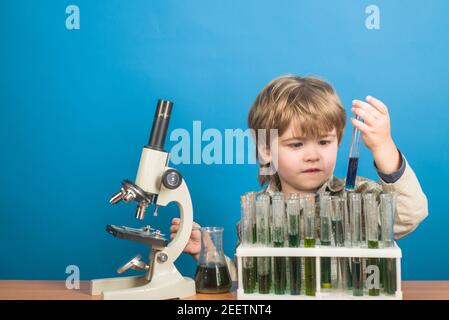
147;99;173;151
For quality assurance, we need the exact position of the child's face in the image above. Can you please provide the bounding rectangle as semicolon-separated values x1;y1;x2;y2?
271;124;339;194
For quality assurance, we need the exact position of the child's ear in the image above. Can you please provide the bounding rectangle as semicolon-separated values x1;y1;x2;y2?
258;144;272;165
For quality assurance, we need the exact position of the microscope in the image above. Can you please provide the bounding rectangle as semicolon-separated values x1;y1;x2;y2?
90;99;196;300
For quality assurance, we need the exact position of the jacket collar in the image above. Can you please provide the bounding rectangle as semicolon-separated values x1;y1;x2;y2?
264;175;345;195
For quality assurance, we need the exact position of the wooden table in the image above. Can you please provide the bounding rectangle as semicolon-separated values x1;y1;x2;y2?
0;281;448;300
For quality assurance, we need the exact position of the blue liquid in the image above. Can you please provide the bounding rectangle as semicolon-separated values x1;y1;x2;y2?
345;157;359;190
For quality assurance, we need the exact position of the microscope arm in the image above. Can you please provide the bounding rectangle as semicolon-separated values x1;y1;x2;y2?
155;168;194;263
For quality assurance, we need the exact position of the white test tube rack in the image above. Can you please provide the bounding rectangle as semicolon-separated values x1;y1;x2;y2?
236;242;402;300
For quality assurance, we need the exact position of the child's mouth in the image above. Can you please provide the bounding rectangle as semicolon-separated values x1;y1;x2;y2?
302;168;322;174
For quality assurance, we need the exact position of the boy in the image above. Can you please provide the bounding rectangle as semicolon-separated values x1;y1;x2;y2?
170;75;428;280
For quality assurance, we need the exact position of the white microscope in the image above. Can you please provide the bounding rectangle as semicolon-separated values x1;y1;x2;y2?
90;99;196;300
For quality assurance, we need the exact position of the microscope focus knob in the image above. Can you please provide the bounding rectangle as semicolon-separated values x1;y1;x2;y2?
162;169;182;190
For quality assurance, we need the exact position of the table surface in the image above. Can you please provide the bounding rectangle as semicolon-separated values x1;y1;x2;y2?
0;281;448;300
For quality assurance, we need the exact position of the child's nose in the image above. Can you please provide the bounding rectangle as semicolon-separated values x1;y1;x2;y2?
303;146;320;162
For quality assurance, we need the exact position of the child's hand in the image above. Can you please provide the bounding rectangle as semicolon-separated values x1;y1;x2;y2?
170;218;201;261
351;96;401;174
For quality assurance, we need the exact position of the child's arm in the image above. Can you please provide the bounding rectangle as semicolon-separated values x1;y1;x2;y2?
170;218;238;280
351;96;428;238
378;155;428;238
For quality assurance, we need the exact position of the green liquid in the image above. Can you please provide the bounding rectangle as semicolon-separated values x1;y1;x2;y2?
367;240;380;296
195;263;232;294
242;265;256;294
258;273;271;294
383;259;397;295
288;233;301;294
252;224;258;284
288;233;299;247
304;237;315;248
321;217;332;242
273;240;286;294
304;237;316;296
345;258;353;289
352;258;363;296
368;240;379;249
379;257;384;289
257;257;271;294
289;257;301;295
320;239;332;289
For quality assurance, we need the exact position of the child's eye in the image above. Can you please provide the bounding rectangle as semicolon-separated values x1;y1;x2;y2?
319;140;331;145
289;142;303;148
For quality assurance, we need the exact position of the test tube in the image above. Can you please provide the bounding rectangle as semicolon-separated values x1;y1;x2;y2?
303;193;316;296
349;193;362;247
380;192;397;295
331;196;351;292
287;193;301;295
272;193;286;294
246;192;258;244
364;193;379;249
256;194;271;294
363;193;380;296
330;197;345;247
246;192;258;290
348;193;363;296
343;193;352;248
343;194;353;289
380;192;396;248
319;194;332;289
345;115;362;191
240;195;256;293
316;191;330;239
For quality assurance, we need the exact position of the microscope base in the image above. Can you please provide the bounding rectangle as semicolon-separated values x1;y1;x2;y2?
90;275;146;296
90;274;196;300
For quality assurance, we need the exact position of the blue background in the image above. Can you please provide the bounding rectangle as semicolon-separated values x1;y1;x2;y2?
1;0;448;281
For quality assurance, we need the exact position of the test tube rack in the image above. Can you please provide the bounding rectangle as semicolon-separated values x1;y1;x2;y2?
236;243;402;300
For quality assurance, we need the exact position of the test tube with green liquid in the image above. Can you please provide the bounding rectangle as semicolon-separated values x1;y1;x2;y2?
303;194;316;296
343;194;353;289
331;196;351;292
246;192;258;289
256;194;271;294
380;192;397;295
272;193;286;294
319;193;332;289
240;194;256;293
349;192;363;296
364;193;380;296
287;193;301;295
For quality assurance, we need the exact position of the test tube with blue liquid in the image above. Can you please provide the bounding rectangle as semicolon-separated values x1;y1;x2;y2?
345;116;362;191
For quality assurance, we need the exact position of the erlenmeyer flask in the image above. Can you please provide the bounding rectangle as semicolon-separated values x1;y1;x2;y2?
194;227;232;293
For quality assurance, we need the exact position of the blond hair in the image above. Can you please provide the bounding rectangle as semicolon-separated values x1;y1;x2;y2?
247;75;346;188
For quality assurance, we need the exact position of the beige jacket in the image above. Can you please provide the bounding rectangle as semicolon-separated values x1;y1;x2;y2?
225;155;428;281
